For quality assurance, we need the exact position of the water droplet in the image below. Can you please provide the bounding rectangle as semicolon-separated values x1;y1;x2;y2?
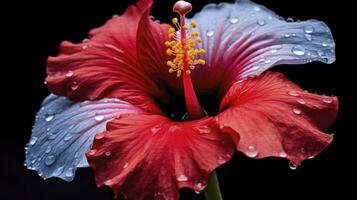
177;174;188;182
253;6;261;11
288;91;300;97
151;126;161;135
198;126;211;134
284;33;291;38
322;42;328;47
229;17;239;24
264;59;271;64
65;168;74;178
286;18;294;22
322;98;333;104
104;179;113;186
65;70;74;77
292;45;305;56
257;19;266;26
88;149;97;156
270;49;278;53
94;114;105;121
304;25;314;33
305;34;312;41
293;108;302;115
279;152;287;158
206;30;215;37
105;151;112;156
44;80;47;85
289;161;298;170
194;182;205;193
29;136;38;145
74;152;79;158
45;146;52;153
71;81;78;90
45;115;54;122
123;162;129;169
217;156;227;164
45;155;56;166
95;133;105;140
246;146;259;158
64;133;73;141
82;38;90;43
252;65;260;70
307;155;315;159
297;99;306;105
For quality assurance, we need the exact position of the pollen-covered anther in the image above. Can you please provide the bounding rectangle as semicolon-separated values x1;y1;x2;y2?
164;16;206;77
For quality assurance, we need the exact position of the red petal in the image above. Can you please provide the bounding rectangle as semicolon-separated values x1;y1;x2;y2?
217;72;338;164
136;8;182;94
86;114;238;199
46;0;167;112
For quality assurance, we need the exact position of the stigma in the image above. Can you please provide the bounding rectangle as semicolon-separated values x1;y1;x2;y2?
165;1;206;77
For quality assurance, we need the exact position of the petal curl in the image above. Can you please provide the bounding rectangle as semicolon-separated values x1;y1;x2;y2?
86;114;239;199
46;0;166;112
216;72;338;164
189;0;336;95
25;95;141;181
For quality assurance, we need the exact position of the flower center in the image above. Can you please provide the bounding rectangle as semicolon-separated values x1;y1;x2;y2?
165;0;206;120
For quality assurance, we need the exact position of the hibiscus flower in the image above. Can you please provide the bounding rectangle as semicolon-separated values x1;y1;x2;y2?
25;0;338;199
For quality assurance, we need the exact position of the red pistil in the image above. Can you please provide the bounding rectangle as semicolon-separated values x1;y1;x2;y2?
173;1;203;119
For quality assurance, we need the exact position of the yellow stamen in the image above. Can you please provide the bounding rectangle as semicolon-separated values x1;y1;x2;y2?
164;17;206;78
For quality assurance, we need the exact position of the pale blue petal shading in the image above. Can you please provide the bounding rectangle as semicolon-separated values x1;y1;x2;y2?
25;94;140;181
189;0;336;81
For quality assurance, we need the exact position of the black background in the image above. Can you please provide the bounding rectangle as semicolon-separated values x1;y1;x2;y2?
1;0;353;199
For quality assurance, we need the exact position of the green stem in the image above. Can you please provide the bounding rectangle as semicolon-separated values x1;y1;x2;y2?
204;170;223;200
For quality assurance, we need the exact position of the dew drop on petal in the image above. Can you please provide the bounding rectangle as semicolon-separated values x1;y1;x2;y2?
322;97;333;104
288;91;300;97
177;174;188;182
270;49;278;53
65;70;74;77
217;156;227;164
104;179;113;186
252;65;260;70
229;17;239;24
45;115;54;122
65;168;74;178
297;99;306;105
253;6;261;11
52;166;64;176
292;45;306;56
105;151;112;157
94;114;105;121
318;50;325;57
264;59;271;64
246;146;259;158
45;155;56;166
304;25;314;33
64;133;73;141
45;146;52;153
29;136;38;145
286;18;294;22
88;149;97;156
198;126;211;134
71;81;78;91
289;161;298;170
151;126;161;135
293;108;302;115
82;38;90;43
279;152;287;158
95;133;105;140
206;30;215;37
284;33;291;38
322;42;328;47
257;19;266;26
123;162;129;169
